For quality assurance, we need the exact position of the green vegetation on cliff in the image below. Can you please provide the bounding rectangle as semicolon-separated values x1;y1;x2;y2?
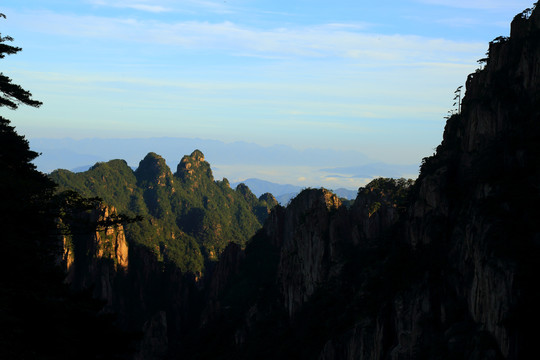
356;177;414;215
50;150;277;274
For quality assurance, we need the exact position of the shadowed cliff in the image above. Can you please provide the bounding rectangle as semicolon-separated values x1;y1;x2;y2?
186;5;540;359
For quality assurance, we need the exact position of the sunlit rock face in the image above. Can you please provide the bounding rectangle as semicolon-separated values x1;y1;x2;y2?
60;204;128;308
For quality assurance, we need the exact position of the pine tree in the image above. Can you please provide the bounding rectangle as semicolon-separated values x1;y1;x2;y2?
0;13;42;110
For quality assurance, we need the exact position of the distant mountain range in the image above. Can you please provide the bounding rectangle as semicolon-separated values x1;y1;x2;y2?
29;137;372;173
28;137;419;190
232;178;357;204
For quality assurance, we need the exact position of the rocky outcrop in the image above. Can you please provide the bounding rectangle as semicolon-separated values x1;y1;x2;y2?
135;152;176;220
175;149;213;184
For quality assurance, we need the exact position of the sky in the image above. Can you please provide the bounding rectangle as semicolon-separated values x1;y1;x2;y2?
1;0;536;189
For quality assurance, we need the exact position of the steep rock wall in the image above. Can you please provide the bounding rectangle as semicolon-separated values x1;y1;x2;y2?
60;201;202;359
267;189;347;317
318;5;540;359
407;6;540;358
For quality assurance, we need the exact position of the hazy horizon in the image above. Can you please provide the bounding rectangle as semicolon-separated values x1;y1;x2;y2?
29;136;420;190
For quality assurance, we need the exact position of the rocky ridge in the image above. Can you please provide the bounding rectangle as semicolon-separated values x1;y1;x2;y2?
51;149;277;272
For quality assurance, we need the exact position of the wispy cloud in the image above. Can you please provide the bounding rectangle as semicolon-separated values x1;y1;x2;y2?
187;0;234;14
89;0;235;14
416;0;533;11
89;0;173;13
14;10;484;64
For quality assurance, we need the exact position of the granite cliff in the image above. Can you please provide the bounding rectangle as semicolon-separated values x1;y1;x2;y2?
59;201;128;308
58;197;203;359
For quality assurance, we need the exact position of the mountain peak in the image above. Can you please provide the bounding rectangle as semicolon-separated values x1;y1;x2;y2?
190;149;205;162
175;149;214;184
258;192;278;208
235;183;257;204
289;188;341;213
89;159;130;172
510;5;540;38
135;152;173;186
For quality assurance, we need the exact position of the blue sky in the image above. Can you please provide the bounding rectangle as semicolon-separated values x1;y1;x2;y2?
1;0;535;188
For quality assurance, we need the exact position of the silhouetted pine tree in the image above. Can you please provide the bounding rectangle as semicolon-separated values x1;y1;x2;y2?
0;14;136;359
